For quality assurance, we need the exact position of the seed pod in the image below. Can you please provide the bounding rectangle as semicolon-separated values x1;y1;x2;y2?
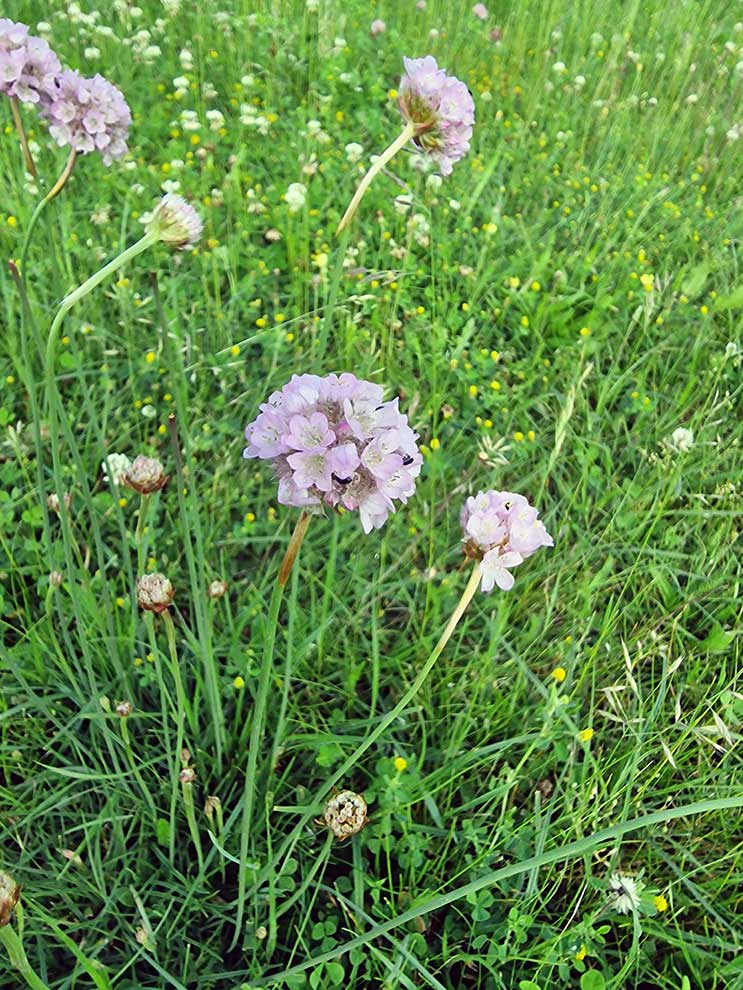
323;789;367;841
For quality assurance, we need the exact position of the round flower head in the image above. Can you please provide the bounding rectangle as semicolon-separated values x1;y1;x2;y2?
398;55;475;176
461;490;553;592
40;70;131;164
124;454;168;494
324;790;367;840
370;19;387;35
243;373;422;534
0;19;60;104
0;870;21;926
136;573;175;613
145;193;203;249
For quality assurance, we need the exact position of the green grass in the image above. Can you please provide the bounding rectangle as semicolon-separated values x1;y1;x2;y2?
1;0;742;988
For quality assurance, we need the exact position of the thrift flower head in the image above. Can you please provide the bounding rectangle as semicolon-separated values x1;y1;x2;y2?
472;3;489;18
0;19;60;104
370;19;387;35
41;70;131;164
461;489;553;592
243;373;422;534
136;573;174;613
124;454;167;494
0;870;21;926
145;193;203;249
398;55;475;175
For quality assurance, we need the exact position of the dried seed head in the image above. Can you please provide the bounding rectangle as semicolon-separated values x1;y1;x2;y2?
323;789;367;841
0;871;20;926
124;454;167;494
115;700;134;717
208;579;228;600
136;573;174;613
49;570;63;588
179;767;196;784
204;795;221;818
47;491;72;514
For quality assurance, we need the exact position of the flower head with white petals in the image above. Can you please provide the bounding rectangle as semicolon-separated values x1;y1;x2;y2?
145;193;203;249
461;489;553;592
243;373;422;534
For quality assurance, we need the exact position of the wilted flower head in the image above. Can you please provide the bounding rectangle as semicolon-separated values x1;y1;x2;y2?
243;373;422;534
40;70;131;164
208;579;228;599
136;573;174;613
115;700;134;717
0;19;60;104
370;19;387;35
324;790;367;840
124;454;168;494
668;427;694;454
398;55;475;175
0;871;20;926
461;490;553;592
145;193;203;249
102;452;132;486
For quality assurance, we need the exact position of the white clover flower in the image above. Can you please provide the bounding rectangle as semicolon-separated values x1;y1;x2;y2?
179;47;193;69
102;453;132;486
180;109;201;131
206;109;225;131
553;61;567;73
426;173;443;192
84;46;101;60
668;427;694;453
345;142;363;163
574;74;586;89
607;873;644;914
284;182;307;213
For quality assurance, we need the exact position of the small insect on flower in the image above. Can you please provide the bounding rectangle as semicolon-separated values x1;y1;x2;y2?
144;193;203;249
243;373;422;534
124;454;168;494
323;790;368;840
460;490;553;592
136;573;174;613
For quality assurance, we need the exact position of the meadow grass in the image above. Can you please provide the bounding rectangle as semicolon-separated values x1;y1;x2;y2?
1;0;742;988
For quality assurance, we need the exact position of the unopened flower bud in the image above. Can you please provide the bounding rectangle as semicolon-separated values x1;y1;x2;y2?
204;794;221;819
0;871;20;926
116;700;134;717
145;193;203;249
179;767;196;784
124;455;168;494
323;789;367;841
208;579;227;599
49;570;63;588
136;573;174;612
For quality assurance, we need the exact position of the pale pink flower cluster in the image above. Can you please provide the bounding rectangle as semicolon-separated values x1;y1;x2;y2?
461;490;553;592
370;19;387;36
41;70;131;164
398;55;475;175
243;373;422;533
0;18;60;104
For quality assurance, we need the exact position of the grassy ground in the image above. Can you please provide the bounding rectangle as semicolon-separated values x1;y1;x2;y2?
1;0;742;987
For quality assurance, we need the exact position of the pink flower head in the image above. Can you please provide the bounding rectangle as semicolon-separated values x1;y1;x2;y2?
461;490;553;592
0;19;60;104
472;3;489;19
243;373;422;534
40;70;131;164
398;55;475;176
370;19;387;35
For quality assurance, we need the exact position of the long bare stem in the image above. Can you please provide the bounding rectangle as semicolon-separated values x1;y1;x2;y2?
9;97;37;178
336;120;416;234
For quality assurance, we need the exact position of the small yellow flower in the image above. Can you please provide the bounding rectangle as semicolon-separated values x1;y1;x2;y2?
468;385;478;398
233;675;245;689
551;666;567;683
387;88;398;100
145;351;156;364
530;281;541;291
520;315;529;327
115;597;125;608
579;326;591;337
118;497;127;508
578;728;594;743
430;438;440;451
275;313;285;323
7;216;17;228
230;344;240;356
393;756;408;772
513;431;524;442
653;893;668;912
245;512;256;523
256;316;267;328
575;945;587;961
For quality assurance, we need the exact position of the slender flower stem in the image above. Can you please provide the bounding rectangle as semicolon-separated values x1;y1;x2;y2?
232;511;312;946
0;925;51;990
163;610;190;865
252;561;483;900
20;150;77;274
336;120;416;235
9;96;38;178
46;231;157;375
181;776;205;873
118;717;157;817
